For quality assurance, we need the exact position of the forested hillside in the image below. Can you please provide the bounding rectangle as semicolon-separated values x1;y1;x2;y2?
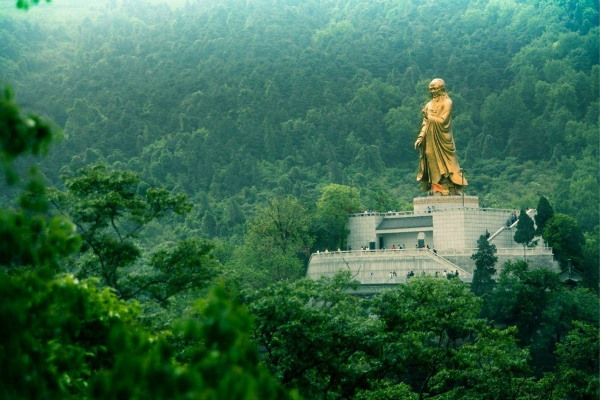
1;1;599;398
2;0;598;237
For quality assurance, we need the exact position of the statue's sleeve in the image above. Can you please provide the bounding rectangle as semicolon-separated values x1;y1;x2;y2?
418;118;427;138
417;104;429;138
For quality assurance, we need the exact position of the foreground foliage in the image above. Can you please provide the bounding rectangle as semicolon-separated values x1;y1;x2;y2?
246;273;599;399
0;81;294;399
0;272;136;398
0;272;296;399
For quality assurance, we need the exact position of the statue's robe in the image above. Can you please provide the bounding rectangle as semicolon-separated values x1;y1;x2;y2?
416;96;467;193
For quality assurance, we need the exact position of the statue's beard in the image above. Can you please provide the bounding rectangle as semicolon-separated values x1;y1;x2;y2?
430;90;443;98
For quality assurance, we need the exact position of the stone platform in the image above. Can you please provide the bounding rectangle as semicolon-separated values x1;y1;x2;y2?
306;196;560;290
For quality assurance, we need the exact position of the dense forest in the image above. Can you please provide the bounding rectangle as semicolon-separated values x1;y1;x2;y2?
1;0;598;398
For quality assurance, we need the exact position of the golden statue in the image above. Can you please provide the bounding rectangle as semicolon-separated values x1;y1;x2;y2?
414;78;467;195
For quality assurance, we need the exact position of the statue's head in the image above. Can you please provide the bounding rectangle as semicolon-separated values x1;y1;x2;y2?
428;78;446;98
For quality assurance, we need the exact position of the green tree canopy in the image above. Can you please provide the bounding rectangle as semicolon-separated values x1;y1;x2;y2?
314;184;362;251
554;321;600;399
247;272;379;399
229;196;313;290
371;276;537;399
543;213;585;271
482;260;598;374
0;273;140;399
0;87;56;184
50;163;219;305
90;283;298;400
0;83;294;399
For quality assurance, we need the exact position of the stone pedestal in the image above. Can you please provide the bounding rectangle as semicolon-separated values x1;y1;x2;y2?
413;195;479;213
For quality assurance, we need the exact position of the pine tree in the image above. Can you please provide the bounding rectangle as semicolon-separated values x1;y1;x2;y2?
471;235;498;296
535;196;554;236
514;208;536;257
